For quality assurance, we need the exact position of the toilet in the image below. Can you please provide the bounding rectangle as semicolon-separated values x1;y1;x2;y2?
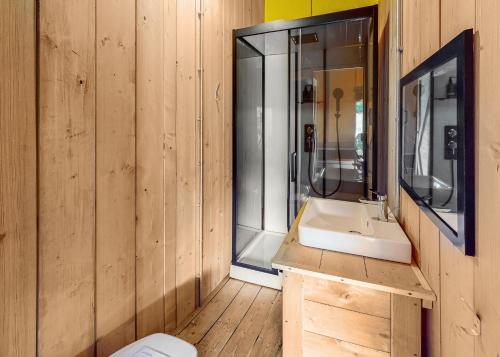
110;333;197;357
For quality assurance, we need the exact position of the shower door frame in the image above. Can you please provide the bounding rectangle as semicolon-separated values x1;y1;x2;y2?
232;6;379;275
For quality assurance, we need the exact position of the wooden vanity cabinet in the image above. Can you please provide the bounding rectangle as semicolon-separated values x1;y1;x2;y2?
273;210;435;357
283;272;421;357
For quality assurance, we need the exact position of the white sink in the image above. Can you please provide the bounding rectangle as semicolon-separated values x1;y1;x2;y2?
298;198;412;264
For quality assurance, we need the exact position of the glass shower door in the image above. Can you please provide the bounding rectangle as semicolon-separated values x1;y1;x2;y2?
289;17;374;221
233;31;289;274
234;38;265;261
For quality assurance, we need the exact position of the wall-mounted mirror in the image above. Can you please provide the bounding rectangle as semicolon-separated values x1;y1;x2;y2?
400;29;474;255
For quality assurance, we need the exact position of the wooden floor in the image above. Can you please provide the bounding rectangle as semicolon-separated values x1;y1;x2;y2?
176;278;283;357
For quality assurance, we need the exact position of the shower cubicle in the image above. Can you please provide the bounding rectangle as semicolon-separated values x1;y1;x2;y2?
232;7;378;278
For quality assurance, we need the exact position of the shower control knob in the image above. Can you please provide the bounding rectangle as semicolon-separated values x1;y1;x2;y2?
448;128;457;138
448;140;458;151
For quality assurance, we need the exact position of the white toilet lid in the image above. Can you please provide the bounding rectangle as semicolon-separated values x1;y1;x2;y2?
110;333;197;357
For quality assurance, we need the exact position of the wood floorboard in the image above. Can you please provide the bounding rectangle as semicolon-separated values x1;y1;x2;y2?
176;278;283;357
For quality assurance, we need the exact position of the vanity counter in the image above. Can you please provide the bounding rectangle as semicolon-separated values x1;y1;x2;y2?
272;207;435;302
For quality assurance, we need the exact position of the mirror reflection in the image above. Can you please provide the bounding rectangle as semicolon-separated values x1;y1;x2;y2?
401;58;458;231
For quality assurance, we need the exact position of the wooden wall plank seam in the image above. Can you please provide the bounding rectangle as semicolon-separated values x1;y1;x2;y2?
176;0;199;324
136;0;167;340
164;0;179;334
196;0;203;308
202;0;225;302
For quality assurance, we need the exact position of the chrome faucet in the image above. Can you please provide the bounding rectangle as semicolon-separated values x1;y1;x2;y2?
359;190;389;222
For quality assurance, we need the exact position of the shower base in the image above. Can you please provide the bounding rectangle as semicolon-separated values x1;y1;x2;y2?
230;228;285;290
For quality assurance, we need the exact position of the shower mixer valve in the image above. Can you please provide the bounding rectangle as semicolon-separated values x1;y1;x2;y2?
444;125;458;160
304;124;315;153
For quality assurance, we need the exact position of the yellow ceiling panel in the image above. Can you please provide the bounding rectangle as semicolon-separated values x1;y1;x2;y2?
312;0;378;16
265;0;311;22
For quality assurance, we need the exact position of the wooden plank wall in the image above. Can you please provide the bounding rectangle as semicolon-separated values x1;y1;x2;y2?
1;0;263;355
474;0;500;356
176;0;199;324
392;1;500;356
136;0;167;340
38;1;97;356
202;0;264;300
0;1;37;356
96;0;136;355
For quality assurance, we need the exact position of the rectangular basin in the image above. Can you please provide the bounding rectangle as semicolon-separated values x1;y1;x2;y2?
298;198;412;263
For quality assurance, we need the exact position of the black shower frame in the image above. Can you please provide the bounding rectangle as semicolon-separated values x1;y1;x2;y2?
232;6;379;275
399;29;475;256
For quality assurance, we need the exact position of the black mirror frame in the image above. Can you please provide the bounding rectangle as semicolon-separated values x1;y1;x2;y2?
399;29;475;256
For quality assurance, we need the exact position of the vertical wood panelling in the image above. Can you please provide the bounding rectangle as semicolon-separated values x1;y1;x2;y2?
0;0;37;355
399;187;408;229
2;0;263;353
221;0;238;286
95;0;136;354
195;0;203;313
441;0;475;45
202;0;225;301
176;0;198;323
419;213;441;357
401;191;477;357
440;234;475;357
222;0;237;287
475;0;500;355
406;195;421;264
401;0;440;76
38;0;96;355
401;0;419;76
418;0;440;62
399;1;500;356
391;294;421;357
136;0;167;338
386;0;399;210
164;0;179;333
282;272;304;357
200;0;264;303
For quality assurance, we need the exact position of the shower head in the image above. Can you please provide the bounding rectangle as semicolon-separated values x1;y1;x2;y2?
290;33;319;45
333;88;344;100
333;88;344;114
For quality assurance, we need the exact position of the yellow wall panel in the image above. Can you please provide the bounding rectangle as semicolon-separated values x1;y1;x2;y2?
265;0;311;21
265;0;378;22
312;0;378;15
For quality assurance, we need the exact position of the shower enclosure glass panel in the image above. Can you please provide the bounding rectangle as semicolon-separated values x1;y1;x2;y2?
290;18;374;219
234;39;264;257
234;33;289;272
233;7;378;275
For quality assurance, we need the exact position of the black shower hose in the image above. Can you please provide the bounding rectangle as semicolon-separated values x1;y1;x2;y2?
441;158;455;207
307;113;342;198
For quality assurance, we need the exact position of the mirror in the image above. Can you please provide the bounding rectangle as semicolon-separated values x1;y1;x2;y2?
399;29;474;255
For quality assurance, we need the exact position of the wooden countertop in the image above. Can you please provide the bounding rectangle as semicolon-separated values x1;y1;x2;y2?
272;206;436;302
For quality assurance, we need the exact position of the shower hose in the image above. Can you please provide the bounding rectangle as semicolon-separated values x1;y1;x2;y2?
307;113;342;198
